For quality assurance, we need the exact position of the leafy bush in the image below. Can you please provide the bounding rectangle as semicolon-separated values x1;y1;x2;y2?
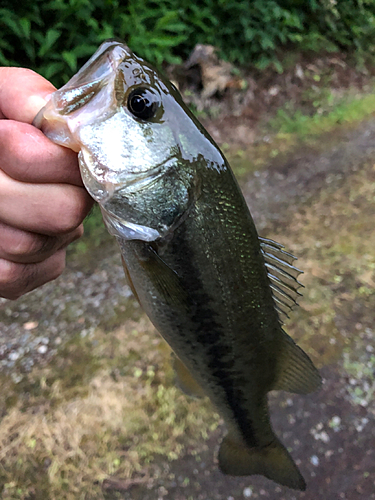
0;0;375;86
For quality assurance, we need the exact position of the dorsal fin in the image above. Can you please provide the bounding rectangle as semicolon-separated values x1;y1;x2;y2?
259;237;303;322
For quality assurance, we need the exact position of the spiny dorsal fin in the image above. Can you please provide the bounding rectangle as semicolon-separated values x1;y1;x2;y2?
259;237;303;322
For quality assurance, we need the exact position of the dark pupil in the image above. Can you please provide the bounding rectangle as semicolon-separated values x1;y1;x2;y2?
128;89;157;120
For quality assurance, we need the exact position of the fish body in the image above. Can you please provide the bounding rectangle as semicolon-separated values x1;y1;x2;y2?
33;41;321;490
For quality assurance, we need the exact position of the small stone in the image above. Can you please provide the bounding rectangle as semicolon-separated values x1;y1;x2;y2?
288;414;296;424
295;64;304;79
8;351;20;361
243;487;253;498
23;321;38;330
310;455;319;466
37;345;48;354
318;431;330;443
11;373;23;384
268;85;280;96
329;416;341;429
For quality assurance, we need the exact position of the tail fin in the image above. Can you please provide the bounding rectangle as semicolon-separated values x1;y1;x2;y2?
218;433;306;491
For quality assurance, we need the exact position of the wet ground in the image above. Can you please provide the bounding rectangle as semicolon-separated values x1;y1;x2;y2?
1;118;375;499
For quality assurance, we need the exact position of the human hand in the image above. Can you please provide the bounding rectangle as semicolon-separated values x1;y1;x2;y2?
0;68;93;300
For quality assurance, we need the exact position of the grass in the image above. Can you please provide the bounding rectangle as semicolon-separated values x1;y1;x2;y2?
270;91;375;138
270;159;375;369
0;315;220;499
230;86;375;180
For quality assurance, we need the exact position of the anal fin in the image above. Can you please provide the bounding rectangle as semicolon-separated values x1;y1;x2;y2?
218;433;306;491
272;331;322;394
172;353;206;399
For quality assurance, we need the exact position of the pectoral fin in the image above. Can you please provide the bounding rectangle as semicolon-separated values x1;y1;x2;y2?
218;433;306;491
272;331;322;394
172;353;206;399
121;256;140;303
134;243;190;309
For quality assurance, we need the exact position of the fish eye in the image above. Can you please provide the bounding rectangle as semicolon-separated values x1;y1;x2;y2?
127;87;159;120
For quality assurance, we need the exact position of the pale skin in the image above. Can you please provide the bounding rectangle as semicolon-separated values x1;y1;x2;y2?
0;68;93;300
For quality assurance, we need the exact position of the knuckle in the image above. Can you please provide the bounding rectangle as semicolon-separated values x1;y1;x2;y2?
3;124;33;171
0;225;56;262
0;259;24;299
0;259;20;284
11;232;46;258
54;192;89;234
49;251;66;280
62;225;84;249
76;224;85;239
0;250;66;300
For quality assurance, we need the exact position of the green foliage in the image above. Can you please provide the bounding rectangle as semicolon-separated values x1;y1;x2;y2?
1;0;375;86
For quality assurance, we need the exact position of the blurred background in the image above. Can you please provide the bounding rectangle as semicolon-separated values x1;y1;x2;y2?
0;1;375;499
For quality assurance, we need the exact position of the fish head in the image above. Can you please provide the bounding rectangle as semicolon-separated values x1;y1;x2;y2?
34;40;222;205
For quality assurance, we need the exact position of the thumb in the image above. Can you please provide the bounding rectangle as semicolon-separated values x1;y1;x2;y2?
0;68;55;123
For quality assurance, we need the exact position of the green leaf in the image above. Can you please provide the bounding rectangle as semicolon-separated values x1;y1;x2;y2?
40;61;65;80
38;29;61;58
19;17;31;38
62;50;77;72
1;14;23;38
155;11;179;30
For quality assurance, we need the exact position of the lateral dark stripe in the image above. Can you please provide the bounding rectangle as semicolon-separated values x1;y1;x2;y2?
167;222;259;448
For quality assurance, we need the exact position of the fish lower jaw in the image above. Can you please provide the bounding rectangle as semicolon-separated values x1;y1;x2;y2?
78;152;119;203
33;105;81;152
101;207;161;241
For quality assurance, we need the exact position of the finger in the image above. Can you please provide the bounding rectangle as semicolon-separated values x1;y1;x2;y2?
0;68;55;122
0;248;67;300
0;221;83;264
0;169;93;236
0;120;82;186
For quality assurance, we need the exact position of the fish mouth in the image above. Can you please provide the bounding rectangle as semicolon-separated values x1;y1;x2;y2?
33;41;128;150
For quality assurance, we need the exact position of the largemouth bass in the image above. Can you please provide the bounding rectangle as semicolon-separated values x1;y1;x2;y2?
33;41;321;491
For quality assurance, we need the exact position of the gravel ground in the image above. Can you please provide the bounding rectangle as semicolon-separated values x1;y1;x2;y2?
0;244;132;379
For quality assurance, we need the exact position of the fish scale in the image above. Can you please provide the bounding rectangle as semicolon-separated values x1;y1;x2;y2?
33;40;322;491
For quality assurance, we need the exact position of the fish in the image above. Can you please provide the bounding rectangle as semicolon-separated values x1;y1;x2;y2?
33;40;321;491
